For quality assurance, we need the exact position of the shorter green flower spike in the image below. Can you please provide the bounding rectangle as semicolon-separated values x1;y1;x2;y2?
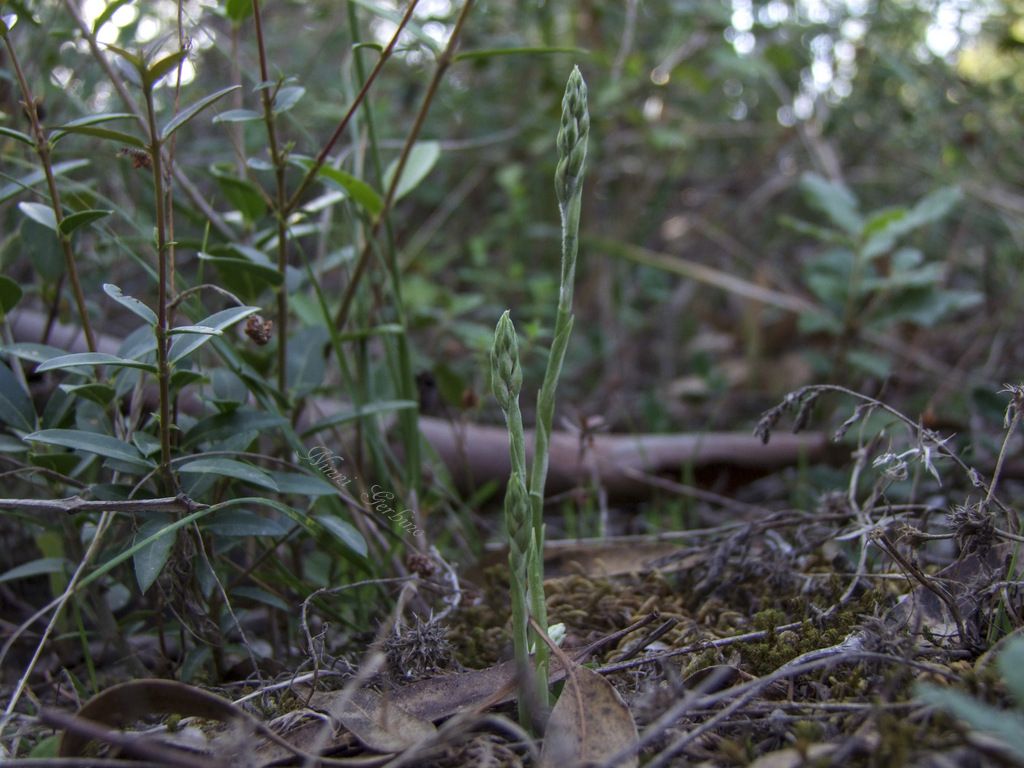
555;65;590;207
504;471;531;579
490;310;522;413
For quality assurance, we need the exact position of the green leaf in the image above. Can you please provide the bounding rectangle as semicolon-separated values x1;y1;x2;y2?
315;514;367;557
916;682;1024;755
866;287;982;328
103;283;157;326
202;509;291;536
104;44;144;73
0;557;67;584
906;185;962;228
0;360;34;432
211;169;266;221
18;202;57;232
0;160;89;205
178;457;279;491
270;470;338;497
272;85;305;115
286;325;328;397
160;85;241;141
0;275;23;313
183;409;286;448
59;209;112;237
0;434;28;453
0;126;33;145
231;586;289;611
50;113;143;147
384;141;441;202
169;325;223;336
300;399;419;436
212;108;262;123
311;165;383;216
998;638;1024;705
55;113;137;130
225;0;254;23
845;348;891;378
862;187;961;259
134;517;176;593
145;50;188;86
35;352;157;374
24;428;154;468
51;125;146;149
196;253;282;303
799;172;862;238
0;343;67;366
91;0;132;34
168;305;260;363
59;382;116;405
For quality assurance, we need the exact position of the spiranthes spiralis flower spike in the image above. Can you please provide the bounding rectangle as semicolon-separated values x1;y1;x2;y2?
555;65;589;206
490;310;522;413
504;471;531;579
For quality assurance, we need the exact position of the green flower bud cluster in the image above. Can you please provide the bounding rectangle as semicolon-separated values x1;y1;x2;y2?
504;471;531;580
490;310;522;412
555;65;590;206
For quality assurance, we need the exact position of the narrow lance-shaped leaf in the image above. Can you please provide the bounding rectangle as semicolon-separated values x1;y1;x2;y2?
212;109;262;124
35;352;157;374
383;141;441;202
134;517;176;593
160;85;241;141
0;275;23;313
145;50;187;87
0;359;35;432
178;457;279;491
17;202;57;232
310;165;383;217
0;160;89;205
23;428;154;468
103;283;157;326
59;209;112;238
168;305;259;363
0;126;33;145
50;113;143;147
52;125;146;149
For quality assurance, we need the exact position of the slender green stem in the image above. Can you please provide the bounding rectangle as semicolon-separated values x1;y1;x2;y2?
284;0;421;214
331;0;475;333
251;0;291;394
143;89;173;479
1;32;96;353
347;0;421;494
329;0;475;494
60;0;235;241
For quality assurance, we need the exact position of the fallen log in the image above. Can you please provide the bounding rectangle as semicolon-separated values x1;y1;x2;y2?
8;308;833;496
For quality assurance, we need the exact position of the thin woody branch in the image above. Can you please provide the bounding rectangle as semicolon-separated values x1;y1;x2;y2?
0;494;205;516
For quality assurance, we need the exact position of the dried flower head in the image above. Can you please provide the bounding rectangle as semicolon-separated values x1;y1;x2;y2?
245;314;273;345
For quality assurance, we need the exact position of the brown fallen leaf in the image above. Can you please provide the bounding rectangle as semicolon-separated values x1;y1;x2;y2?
56;678;254;765
539;665;639;768
326;687;436;753
886;542;1016;646
54;678;366;767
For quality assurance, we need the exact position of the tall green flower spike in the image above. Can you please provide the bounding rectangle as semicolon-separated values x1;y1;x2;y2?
491;66;589;729
555;65;590;208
